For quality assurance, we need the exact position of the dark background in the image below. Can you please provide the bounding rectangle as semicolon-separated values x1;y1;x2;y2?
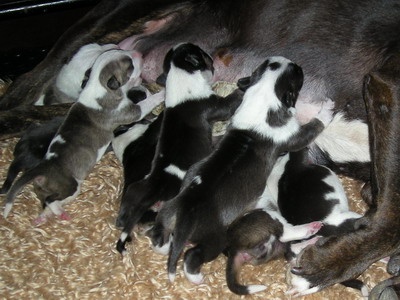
0;0;100;79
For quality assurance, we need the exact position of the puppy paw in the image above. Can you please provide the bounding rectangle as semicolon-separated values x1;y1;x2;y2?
307;221;323;235
58;211;71;221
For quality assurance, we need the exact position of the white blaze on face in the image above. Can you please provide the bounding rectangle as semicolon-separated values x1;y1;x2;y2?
231;56;301;141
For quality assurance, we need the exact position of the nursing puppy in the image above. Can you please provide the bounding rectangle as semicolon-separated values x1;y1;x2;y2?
116;43;243;253
35;43;118;105
1;0;400;292
225;149;363;295
150;56;332;284
2;49;161;223
1;84;154;197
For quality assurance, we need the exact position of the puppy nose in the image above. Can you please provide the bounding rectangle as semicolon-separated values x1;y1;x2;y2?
127;87;147;104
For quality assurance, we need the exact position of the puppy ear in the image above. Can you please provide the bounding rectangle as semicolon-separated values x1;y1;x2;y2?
156;73;167;86
107;75;121;90
185;54;201;67
237;76;251;91
281;91;297;108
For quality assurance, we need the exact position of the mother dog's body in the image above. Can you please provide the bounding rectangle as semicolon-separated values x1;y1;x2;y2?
1;0;399;294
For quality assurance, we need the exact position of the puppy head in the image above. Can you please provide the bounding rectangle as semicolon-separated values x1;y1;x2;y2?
157;42;214;85
77;49;143;114
157;43;214;107
231;57;303;136
237;56;303;108
56;43;119;100
227;210;285;265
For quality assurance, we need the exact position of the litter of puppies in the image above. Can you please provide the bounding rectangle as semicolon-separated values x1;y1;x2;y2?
0;42;384;298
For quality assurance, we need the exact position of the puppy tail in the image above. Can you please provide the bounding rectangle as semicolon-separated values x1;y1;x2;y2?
3;166;42;218
226;251;266;295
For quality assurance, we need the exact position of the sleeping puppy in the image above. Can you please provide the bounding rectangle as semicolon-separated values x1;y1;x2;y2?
2;49;162;224
116;42;243;253
35;43;118;105
149;56;332;284
225;149;364;295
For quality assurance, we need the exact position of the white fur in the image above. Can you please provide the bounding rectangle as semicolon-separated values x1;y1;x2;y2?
279;222;321;243
165;65;213;108
152;234;172;255
34;94;45;106
45;134;66;160
164;164;186;180
183;264;204;284
120;232;129;243
56;43;118;99
112;123;150;162
314;112;370;163
231;57;302;142
247;285;267;294
3;203;12;218
192;176;202;185
78;49;141;110
286;276;320;297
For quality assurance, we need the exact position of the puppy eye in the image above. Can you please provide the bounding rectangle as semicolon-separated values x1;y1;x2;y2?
107;75;121;90
269;62;281;70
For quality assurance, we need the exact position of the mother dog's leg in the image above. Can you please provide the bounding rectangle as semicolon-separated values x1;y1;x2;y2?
287;53;400;296
0;0;182;110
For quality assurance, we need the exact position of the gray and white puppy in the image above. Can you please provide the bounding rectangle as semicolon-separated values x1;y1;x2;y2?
3;49;161;224
150;56;332;284
35;43;118;105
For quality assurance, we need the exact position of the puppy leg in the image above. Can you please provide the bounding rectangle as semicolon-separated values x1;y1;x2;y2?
0;159;23;194
183;236;226;284
280;222;323;243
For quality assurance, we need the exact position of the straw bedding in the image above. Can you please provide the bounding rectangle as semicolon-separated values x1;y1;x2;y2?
0;82;391;299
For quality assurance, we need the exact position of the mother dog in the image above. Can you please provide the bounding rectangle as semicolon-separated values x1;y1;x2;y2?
1;0;399;295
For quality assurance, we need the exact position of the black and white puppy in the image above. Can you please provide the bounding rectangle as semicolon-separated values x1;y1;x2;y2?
116;42;243;253
150;56;332;284
225;149;363;295
2;49;161;224
35;43;119;105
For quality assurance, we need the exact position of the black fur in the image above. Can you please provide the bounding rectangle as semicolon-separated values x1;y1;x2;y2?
116;43;243;253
